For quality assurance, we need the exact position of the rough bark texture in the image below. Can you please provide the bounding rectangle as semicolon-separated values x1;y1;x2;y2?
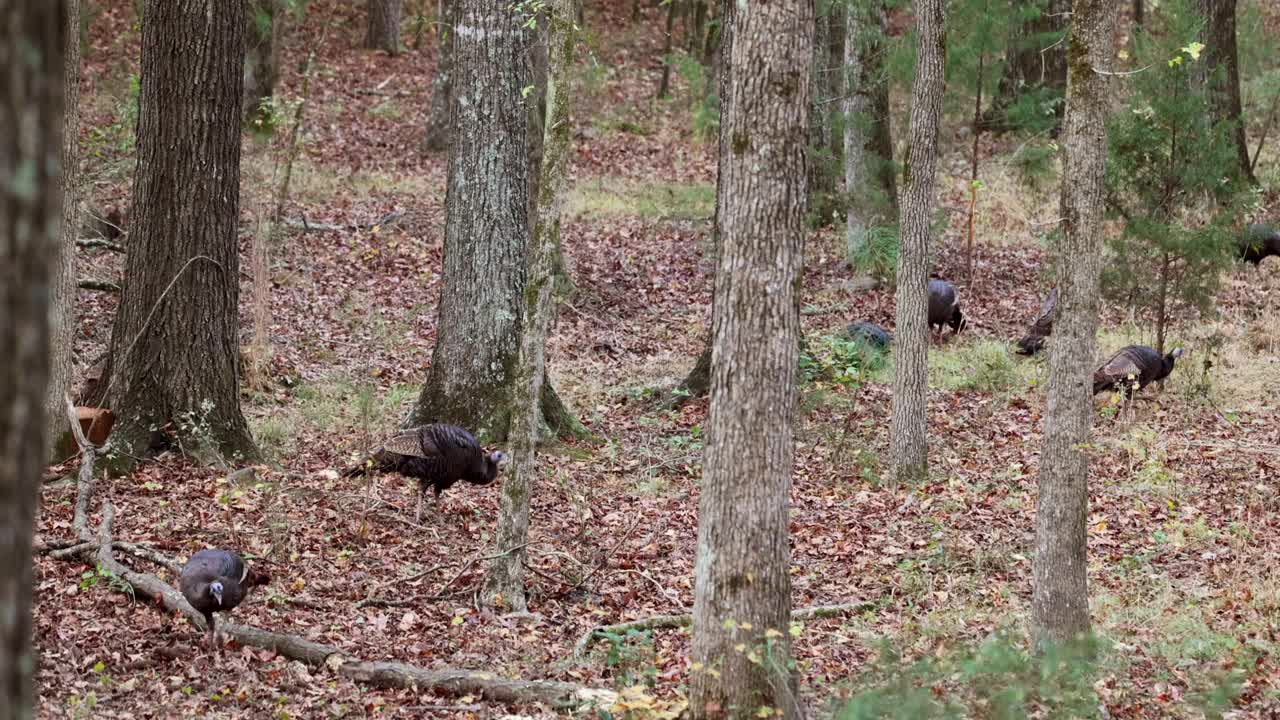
47;0;80;456
986;0;1068;132
687;0;812;716
366;0;403;54
98;0;258;463
406;0;530;441
842;0;896;257
244;0;284;116
1031;0;1116;648
1196;0;1255;185
888;0;945;485
421;0;453;152
0;3;65;715
482;0;575;612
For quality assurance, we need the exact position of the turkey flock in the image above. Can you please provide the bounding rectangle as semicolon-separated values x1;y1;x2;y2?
167;223;1276;653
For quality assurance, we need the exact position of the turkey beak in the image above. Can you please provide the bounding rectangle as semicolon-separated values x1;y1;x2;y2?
494;451;510;471
211;582;224;606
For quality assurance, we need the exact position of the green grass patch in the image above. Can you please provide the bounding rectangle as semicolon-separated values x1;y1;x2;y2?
928;340;1033;394
566;177;714;220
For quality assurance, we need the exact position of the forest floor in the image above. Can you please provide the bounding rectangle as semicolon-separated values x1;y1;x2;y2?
35;0;1280;718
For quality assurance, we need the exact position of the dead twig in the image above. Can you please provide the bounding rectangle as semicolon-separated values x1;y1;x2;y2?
282;210;406;234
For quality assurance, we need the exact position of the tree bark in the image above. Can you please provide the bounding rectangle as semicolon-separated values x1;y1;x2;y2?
0;2;65;715
1196;0;1256;185
366;0;403;54
888;0;945;485
985;0;1068;132
244;0;284;117
421;0;453;152
482;0;576;612
96;0;258;464
842;0;896;258
675;0;731;402
805;6;834;223
47;0;80;456
687;0;811;716
406;0;530;441
1032;0;1116;649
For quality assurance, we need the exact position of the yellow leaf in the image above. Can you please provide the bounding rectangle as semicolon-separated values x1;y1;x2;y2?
756;706;774;717
765;628;783;639
739;622;753;631
747;650;761;665
733;643;746;653
789;622;803;638
722;618;738;630
690;662;705;671
1182;41;1204;60
451;615;465;626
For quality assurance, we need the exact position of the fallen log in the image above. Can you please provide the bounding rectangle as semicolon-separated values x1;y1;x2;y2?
572;601;875;659
78;279;120;292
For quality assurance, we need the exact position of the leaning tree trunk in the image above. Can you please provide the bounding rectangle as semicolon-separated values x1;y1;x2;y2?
675;0;732;402
688;0;811;717
888;0;945;485
406;0;530;440
843;0;896;259
244;0;284;117
985;0;1068;132
421;0;453;152
46;0;80;457
97;0;258;465
1197;0;1256;185
482;0;576;613
366;0;403;54
1032;0;1117;649
0;3;65;715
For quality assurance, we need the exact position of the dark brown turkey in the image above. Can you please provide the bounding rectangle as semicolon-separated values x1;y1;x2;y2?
344;423;507;521
179;549;269;650
1015;289;1057;356
927;278;967;336
1092;345;1185;397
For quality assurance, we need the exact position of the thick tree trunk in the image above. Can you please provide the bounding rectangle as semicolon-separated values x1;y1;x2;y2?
0;3;65;715
888;0;945;485
482;0;576;612
47;0;80;456
406;0;530;441
1197;0;1256;185
843;0;896;258
687;0;811;717
98;0;258;464
1032;0;1116;648
244;0;284;117
366;0;403;54
421;0;453;152
986;0;1068;132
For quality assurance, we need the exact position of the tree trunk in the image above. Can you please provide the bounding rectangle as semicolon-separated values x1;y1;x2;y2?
366;0;403;54
843;0;896;258
806;7;833;223
688;0;811;717
985;0;1068;132
1032;0;1116;649
421;0;453;152
97;0;258;465
656;0;678;99
888;0;945;485
47;0;80;456
482;0;576;613
406;0;530;441
244;0;284;117
1134;0;1143;28
0;2;65;715
675;0;731;402
1196;0;1256;185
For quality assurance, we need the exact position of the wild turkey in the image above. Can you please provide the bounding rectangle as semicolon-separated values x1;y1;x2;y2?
845;321;892;349
1239;224;1280;265
344;423;507;522
1092;345;1186;397
1015;289;1057;356
179;549;269;649
927;278;967;335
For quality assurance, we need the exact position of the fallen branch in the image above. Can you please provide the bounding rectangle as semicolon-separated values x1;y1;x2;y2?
282;210;406;234
49;507;615;710
78;278;120;293
65;395;97;541
77;238;127;253
572;602;874;659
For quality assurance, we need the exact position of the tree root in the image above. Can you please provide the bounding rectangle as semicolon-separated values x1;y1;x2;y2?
44;401;617;711
572;602;875;659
